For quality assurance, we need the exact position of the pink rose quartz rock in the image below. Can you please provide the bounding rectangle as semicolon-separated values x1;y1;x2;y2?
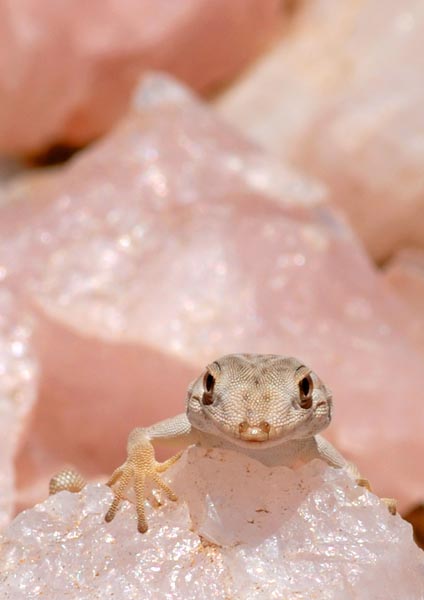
217;0;424;262
0;288;38;529
0;0;282;156
383;248;424;356
0;159;23;189
0;447;423;599
0;75;423;516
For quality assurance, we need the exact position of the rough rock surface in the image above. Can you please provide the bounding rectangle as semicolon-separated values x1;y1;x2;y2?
217;0;424;262
0;0;282;155
384;248;424;355
1;447;423;600
0;75;423;514
0;289;38;529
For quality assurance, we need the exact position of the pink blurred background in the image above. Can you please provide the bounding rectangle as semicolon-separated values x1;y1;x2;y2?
0;0;422;544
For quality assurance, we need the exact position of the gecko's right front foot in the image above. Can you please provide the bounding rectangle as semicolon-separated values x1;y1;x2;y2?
105;433;182;533
356;477;397;515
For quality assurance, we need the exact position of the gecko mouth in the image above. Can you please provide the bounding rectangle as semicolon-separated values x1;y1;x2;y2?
207;417;286;447
238;422;270;442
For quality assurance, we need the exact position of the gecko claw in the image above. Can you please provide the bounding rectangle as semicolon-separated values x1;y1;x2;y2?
104;509;115;523
138;520;148;534
382;497;397;515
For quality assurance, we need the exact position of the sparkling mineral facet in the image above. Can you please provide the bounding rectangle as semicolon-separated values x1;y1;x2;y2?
1;448;423;599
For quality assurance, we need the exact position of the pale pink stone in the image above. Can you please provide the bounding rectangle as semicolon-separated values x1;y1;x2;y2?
217;0;424;262
1;448;423;599
0;0;282;155
0;288;38;529
383;248;424;355
0;76;423;515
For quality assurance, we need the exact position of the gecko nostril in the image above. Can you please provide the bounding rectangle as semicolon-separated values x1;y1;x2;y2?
239;421;249;434
260;421;271;434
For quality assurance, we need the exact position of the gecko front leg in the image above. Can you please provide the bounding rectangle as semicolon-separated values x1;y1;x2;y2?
105;413;193;533
314;435;397;515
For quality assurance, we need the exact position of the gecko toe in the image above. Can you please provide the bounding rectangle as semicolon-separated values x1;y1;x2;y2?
382;497;397;515
137;520;148;534
105;465;133;523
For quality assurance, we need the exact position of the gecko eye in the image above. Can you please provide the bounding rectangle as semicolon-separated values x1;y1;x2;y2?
202;372;215;405
298;374;313;409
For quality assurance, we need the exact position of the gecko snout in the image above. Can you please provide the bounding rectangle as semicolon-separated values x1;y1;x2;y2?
238;420;271;442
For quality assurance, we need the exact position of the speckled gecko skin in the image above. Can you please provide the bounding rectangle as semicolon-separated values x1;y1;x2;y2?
50;354;396;532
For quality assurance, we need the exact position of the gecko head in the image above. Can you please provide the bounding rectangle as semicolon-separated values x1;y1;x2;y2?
186;353;333;449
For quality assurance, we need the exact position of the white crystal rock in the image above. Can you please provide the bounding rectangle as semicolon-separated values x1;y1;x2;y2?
1;447;423;599
217;0;424;262
0;288;38;529
0;75;423;515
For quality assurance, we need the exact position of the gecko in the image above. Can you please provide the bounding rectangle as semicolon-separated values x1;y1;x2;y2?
50;353;396;533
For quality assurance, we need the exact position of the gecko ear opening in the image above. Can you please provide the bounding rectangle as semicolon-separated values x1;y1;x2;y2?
202;371;215;405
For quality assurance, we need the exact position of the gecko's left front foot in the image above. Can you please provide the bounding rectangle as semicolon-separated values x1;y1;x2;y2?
356;478;397;515
105;432;182;533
